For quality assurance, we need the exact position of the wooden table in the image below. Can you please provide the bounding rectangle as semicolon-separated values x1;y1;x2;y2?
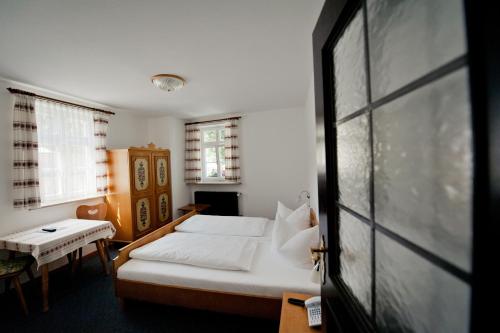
0;219;115;311
178;203;211;215
279;292;320;333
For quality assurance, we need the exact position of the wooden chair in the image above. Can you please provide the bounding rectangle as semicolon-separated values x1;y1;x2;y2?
75;203;111;274
0;255;34;315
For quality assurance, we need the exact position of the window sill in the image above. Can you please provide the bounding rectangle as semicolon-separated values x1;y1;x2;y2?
31;194;106;210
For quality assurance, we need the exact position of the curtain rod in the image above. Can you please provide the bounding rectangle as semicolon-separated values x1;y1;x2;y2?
7;88;115;115
185;116;241;126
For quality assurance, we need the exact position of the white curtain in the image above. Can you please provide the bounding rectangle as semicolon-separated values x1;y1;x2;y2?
12;93;41;209
184;124;201;183
93;112;110;194
35;100;97;205
224;118;240;182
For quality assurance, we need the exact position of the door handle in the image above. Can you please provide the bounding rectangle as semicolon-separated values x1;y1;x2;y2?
310;244;328;264
310;247;328;254
310;236;327;285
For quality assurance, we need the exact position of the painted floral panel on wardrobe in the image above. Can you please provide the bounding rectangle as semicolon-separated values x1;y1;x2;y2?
136;198;151;232
158;193;169;222
156;158;168;187
134;158;149;191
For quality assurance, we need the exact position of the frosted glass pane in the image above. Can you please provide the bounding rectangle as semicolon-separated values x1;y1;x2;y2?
333;9;367;120
337;114;370;217
376;232;470;333
339;209;371;314
373;68;472;271
368;0;466;99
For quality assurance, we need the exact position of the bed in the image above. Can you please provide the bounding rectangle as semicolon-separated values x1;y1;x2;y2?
113;210;319;319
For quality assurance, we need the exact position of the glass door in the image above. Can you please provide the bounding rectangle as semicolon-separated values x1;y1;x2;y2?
311;0;495;331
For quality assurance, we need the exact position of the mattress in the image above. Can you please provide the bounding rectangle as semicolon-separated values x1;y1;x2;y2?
117;221;320;298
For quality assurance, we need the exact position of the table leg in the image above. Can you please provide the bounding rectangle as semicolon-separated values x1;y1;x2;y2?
71;250;79;274
104;239;111;262
96;240;109;275
79;248;83;269
13;275;28;315
41;264;49;312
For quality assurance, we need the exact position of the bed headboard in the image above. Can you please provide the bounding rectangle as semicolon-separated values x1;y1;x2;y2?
310;209;319;227
194;191;239;216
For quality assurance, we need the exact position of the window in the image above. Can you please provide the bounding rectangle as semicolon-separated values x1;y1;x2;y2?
35;100;99;206
184;117;240;184
200;125;225;181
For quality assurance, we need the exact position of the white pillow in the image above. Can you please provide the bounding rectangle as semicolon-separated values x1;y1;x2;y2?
271;203;310;250
285;203;311;231
275;201;293;221
279;225;320;269
271;215;297;250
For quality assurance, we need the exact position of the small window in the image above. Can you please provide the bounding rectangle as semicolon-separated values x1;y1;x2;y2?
200;125;225;181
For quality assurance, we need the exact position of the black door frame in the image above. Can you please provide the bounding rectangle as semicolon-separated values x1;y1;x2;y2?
463;0;498;331
313;0;497;332
314;0;374;331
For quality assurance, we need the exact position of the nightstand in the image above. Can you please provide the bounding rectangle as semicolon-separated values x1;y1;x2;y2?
279;292;320;333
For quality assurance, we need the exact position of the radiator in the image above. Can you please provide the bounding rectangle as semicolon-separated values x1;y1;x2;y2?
194;191;240;216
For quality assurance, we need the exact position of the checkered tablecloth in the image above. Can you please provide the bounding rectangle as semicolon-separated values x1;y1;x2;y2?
0;219;116;267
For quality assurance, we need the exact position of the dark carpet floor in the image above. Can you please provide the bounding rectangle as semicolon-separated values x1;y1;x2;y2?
0;249;278;333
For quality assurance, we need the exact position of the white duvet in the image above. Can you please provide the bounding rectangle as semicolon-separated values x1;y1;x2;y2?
129;232;258;271
175;214;268;237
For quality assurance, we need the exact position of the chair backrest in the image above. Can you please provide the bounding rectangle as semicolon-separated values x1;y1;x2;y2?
76;203;107;220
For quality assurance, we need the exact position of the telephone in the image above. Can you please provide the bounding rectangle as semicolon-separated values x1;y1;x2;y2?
305;296;322;327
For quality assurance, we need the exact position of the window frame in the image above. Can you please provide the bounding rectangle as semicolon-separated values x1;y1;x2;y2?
200;124;226;182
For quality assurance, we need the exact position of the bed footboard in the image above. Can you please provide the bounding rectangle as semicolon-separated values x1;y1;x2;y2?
116;279;282;320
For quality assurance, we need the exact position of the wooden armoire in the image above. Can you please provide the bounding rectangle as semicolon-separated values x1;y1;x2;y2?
105;143;173;242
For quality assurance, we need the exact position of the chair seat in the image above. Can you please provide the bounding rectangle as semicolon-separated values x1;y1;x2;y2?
0;257;33;276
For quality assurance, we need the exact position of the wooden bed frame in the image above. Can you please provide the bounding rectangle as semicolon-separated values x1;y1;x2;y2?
113;209;319;320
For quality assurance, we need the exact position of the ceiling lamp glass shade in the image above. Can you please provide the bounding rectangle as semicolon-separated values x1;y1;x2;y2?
151;74;185;92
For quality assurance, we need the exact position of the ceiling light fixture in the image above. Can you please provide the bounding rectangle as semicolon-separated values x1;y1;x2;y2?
151;74;185;92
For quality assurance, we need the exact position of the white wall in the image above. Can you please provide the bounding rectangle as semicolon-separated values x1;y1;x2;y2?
304;81;319;214
108;112;149;150
189;107;312;218
147;116;191;217
304;0;324;215
144;107;318;219
0;79;148;285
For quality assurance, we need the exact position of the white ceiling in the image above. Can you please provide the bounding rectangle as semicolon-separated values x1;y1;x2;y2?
0;0;322;117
